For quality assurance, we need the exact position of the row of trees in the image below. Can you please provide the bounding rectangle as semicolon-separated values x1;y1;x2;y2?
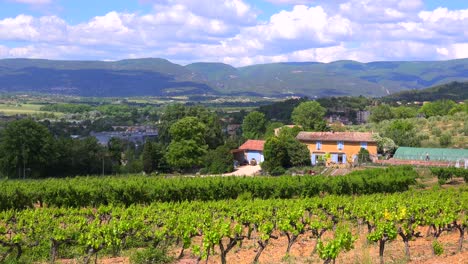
370;99;467;123
0;104;238;178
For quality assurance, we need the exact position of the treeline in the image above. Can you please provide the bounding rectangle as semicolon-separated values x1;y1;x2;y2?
369;99;467;123
0;104;239;178
256;96;371;124
0;166;417;210
383;81;468;102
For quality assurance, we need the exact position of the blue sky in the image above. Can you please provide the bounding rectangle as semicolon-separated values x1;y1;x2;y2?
0;0;467;65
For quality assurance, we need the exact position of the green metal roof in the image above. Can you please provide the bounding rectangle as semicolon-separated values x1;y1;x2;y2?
394;147;468;162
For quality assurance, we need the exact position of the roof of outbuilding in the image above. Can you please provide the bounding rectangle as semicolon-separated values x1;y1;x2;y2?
296;132;376;142
238;139;266;151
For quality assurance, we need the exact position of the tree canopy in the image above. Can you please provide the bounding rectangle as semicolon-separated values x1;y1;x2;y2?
419;99;457;117
242;111;267;139
369;104;395;123
291;101;327;131
0;119;55;178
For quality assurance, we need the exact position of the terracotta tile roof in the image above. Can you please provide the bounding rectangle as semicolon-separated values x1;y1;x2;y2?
239;139;266;151
296;132;376;142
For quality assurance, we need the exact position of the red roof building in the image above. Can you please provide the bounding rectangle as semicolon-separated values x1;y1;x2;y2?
238;139;266;151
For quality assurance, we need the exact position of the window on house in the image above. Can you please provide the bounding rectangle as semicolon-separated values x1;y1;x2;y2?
360;142;368;149
337;141;344;150
316;141;322;150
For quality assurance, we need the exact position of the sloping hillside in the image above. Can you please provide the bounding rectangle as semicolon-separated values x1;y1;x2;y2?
383;81;468;102
0;58;467;97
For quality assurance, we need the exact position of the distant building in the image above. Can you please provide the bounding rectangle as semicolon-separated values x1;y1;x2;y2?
296;132;377;166
325;115;352;125
356;110;370;124
91;130;158;145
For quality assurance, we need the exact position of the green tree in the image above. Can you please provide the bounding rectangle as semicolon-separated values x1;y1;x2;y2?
242;111;267;139
264;122;285;139
439;133;452;147
291;101;327;131
0;119;56;178
419;99;457;117
283;137;310;167
262;133;309;175
357;148;371;163
202;145;234;174
141;141;167;174
448;101;468;115
108;137;124;166
169;117;206;143
372;134;397;156
370;104;395;123
166;140;207;172
262;137;288;175
277;126;304;139
159;104;223;148
142;140;155;174
392;106;418;119
166;117;208;172
383;120;420;147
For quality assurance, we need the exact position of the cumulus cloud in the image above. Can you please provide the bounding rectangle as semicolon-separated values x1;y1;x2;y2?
0;0;467;65
146;0;256;25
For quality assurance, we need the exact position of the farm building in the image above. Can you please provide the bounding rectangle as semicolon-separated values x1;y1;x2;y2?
393;147;468;163
232;139;265;165
296;131;378;166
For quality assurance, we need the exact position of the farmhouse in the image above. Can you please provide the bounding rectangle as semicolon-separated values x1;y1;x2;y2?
232;139;265;165
296;131;377;166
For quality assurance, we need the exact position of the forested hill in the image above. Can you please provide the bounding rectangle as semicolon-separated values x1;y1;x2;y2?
0;58;468;97
383;81;468;102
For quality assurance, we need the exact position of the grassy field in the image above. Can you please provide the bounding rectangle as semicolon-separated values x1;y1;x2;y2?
0;103;58;116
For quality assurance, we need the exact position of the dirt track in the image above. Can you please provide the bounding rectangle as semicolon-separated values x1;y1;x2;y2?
223;165;261;176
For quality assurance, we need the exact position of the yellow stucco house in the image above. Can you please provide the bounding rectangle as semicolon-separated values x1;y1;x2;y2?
296;131;378;166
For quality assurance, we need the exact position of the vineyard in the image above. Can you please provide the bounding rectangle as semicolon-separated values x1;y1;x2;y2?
0;167;417;210
0;188;467;263
0;166;467;264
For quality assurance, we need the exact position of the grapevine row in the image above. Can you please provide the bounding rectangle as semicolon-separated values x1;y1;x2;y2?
1;188;467;264
0;166;417;210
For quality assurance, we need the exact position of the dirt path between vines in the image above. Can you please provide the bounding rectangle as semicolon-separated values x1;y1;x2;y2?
58;226;467;264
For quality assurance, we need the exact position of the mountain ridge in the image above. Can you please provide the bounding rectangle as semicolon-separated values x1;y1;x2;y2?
0;58;467;97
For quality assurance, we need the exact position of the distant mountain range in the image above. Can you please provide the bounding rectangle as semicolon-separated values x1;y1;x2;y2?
0;58;467;97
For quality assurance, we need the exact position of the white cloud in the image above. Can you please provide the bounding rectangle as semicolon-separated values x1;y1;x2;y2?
0;1;467;66
148;0;256;25
221;5;352;56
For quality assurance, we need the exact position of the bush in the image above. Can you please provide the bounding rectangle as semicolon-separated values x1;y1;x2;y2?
202;145;234;174
439;133;452;147
431;127;442;137
130;247;173;264
432;240;444;256
357;148;371;164
430;167;468;183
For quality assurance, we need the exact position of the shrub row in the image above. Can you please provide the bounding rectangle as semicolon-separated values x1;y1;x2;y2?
0;166;417;210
